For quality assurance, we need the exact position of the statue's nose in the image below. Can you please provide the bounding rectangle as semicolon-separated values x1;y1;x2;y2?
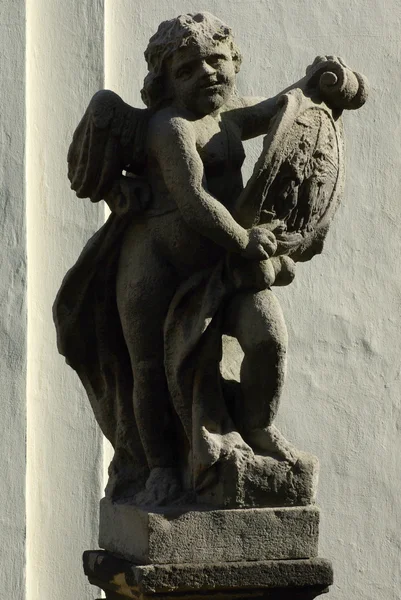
199;60;216;75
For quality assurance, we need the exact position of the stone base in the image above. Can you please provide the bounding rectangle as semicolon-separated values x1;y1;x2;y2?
84;550;333;600
196;448;319;509
99;499;320;564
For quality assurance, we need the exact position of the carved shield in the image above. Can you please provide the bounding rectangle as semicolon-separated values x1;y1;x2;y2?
235;88;345;262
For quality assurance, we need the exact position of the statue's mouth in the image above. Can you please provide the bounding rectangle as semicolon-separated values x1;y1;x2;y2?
201;82;223;93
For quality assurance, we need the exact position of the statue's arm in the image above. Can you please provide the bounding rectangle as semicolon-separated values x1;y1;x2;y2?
228;95;280;140
229;56;368;140
228;77;307;140
148;115;275;259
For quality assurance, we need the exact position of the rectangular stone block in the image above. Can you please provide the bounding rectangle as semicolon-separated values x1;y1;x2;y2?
99;498;319;564
84;550;333;600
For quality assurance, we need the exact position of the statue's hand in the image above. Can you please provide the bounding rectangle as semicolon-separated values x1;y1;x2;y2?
242;227;277;261
306;55;348;76
304;55;368;111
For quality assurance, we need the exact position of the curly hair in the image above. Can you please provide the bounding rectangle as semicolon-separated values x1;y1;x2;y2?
141;12;242;109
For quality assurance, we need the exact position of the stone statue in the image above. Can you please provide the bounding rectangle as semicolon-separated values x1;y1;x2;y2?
54;12;368;511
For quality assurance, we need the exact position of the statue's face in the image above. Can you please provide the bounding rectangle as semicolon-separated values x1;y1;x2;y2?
167;40;236;116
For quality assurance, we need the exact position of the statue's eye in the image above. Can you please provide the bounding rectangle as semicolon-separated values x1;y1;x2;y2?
207;54;226;67
176;66;192;79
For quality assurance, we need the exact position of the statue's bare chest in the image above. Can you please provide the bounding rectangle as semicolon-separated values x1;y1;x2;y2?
194;116;245;175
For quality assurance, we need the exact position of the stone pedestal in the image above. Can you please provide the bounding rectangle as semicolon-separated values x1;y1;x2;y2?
84;550;333;599
84;500;332;599
99;499;320;564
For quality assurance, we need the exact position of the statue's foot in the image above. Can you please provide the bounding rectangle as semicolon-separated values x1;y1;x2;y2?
244;424;298;464
133;467;182;507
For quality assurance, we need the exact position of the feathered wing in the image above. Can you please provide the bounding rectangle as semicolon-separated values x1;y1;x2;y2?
235;88;345;262
67;89;150;202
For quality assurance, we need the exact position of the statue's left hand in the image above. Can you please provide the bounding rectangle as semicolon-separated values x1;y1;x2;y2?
306;55;348;76
304;55;368;111
242;227;277;261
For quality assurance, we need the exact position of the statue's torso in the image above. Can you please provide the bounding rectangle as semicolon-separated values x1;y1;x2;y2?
119;109;246;278
146;109;245;215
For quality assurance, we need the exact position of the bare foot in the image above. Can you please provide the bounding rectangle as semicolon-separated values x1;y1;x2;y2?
244;424;298;464
134;467;182;507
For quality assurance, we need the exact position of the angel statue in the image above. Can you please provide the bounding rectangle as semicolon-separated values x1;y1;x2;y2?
54;12;368;508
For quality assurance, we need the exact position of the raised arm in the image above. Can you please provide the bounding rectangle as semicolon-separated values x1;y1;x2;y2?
226;95;280;140
148;114;276;259
228;56;368;140
226;76;307;140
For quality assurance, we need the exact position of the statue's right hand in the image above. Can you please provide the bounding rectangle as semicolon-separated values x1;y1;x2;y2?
242;227;277;260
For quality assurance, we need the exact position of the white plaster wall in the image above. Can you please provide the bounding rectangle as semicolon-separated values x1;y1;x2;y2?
1;0;399;599
0;1;26;599
25;2;105;599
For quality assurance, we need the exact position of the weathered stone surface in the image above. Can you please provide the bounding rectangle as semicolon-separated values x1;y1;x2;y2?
84;550;333;599
102;589;329;600
99;499;319;564
101;590;329;600
54;11;368;511
196;448;319;508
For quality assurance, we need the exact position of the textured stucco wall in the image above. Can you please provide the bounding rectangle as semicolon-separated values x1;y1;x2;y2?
0;1;26;599
25;2;105;600
1;1;399;599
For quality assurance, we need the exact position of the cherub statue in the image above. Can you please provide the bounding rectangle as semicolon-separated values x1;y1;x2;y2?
54;12;368;507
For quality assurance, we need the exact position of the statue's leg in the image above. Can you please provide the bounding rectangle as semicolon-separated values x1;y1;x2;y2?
225;289;297;462
116;226;182;503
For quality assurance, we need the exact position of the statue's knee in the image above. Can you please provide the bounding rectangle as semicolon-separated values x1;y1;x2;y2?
243;334;287;361
263;337;287;360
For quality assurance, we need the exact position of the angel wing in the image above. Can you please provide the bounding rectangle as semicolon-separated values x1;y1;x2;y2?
68;90;151;203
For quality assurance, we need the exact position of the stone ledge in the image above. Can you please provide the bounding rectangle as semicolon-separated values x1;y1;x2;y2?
84;550;333;599
99;499;319;564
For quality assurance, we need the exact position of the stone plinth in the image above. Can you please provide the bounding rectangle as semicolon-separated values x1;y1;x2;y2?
91;500;332;599
84;550;333;600
99;499;320;564
196;448;319;509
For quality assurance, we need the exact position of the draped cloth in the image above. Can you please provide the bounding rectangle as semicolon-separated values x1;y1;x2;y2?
53;211;245;497
54;214;148;494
